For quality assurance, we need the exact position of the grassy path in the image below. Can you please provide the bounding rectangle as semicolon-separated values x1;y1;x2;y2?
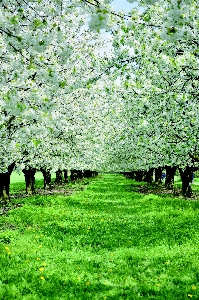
1;174;199;299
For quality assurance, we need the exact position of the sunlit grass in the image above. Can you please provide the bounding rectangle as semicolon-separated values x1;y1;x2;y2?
1;174;199;299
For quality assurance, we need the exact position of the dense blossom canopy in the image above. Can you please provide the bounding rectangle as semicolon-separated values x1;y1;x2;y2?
0;0;199;174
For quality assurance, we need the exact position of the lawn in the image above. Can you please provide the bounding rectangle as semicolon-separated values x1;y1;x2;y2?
1;174;199;299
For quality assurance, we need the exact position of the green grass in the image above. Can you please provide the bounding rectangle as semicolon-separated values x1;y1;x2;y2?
1;174;199;299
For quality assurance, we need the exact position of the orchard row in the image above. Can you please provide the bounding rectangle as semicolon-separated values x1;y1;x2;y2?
1;0;199;200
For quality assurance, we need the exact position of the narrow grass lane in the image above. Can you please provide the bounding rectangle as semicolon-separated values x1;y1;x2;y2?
1;174;199;299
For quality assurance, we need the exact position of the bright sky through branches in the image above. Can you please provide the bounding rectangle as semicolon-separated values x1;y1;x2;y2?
98;0;139;58
111;0;138;12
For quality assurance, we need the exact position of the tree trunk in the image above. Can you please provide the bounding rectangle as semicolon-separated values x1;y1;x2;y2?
70;170;76;181
154;167;162;184
0;162;15;203
71;170;83;181
63;169;68;183
77;170;83;180
165;166;177;189
0;173;11;203
40;168;51;189
135;170;144;182
143;169;154;184
55;169;63;184
22;167;36;195
179;166;194;198
92;171;98;177
83;170;92;178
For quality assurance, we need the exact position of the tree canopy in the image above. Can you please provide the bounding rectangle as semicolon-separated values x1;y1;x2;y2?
1;0;199;183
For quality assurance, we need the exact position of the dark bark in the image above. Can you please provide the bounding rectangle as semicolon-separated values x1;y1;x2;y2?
70;170;77;181
83;170;92;178
179;166;195;198
92;171;98;177
77;170;83;179
154;167;163;184
143;169;154;184
123;172;135;179
165;166;177;189
40;168;51;189
55;169;63;184
63;169;68;183
71;170;83;181
22;167;36;195
8;162;15;175
135;170;144;182
0;173;10;203
0;162;15;203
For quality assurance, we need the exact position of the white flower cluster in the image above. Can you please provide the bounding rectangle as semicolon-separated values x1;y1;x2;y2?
0;0;112;174
1;0;199;185
88;11;109;31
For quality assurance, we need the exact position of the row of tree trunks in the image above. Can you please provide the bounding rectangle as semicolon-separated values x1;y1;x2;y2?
83;170;98;178
54;169;68;184
23;168;94;196
154;166;177;190
70;169;98;181
22;168;68;196
124;167;177;189
49;169;98;186
0;167;99;203
70;170;83;181
83;170;93;178
124;166;197;197
21;166;196;198
123;169;154;183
